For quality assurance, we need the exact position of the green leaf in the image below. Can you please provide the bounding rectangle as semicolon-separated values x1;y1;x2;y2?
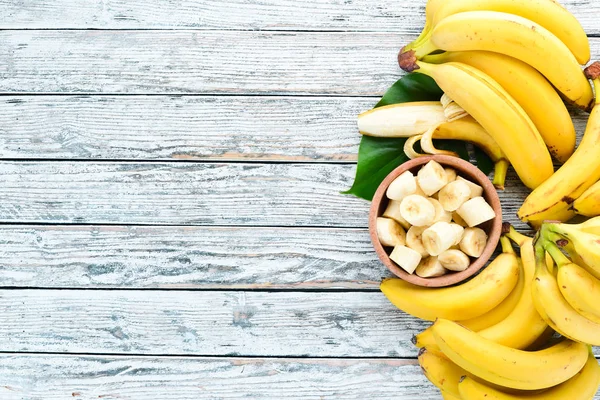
343;74;443;201
473;145;494;176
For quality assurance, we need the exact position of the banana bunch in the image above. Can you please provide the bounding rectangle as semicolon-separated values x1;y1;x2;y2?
397;0;595;189
532;218;600;346
358;101;509;189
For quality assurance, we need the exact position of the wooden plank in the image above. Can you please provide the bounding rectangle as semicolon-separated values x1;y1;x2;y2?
1;0;599;35
0;290;428;357
0;161;533;227
0;95;372;162
0;96;589;162
0;225;386;289
0;30;406;95
0;355;444;400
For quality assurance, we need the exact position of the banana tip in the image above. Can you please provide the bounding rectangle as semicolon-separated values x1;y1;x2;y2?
398;49;418;72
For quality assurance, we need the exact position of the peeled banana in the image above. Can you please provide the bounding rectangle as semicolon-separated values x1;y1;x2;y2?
357;102;447;137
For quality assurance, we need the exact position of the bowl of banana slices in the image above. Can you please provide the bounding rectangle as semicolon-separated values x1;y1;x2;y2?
369;155;502;287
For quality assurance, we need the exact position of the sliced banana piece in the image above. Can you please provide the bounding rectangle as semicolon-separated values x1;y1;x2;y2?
416;256;447;278
444;168;457;183
376;217;406;247
417;160;448;196
386;170;417;201
452;211;468;227
406;225;430;257
438;179;471;212
456;176;483;199
422;221;456;256
389;245;422;275
382;200;411;230
400;194;436;227
459;227;488;258
456;197;496;227
428;198;452;223
449;223;465;245
438;249;471;272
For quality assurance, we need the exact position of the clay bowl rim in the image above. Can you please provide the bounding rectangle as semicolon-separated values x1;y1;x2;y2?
368;154;502;288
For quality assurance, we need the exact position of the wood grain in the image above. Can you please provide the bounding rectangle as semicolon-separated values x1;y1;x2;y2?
1;0;598;35
0;289;429;357
0;355;443;400
0;225;386;289
0;96;590;162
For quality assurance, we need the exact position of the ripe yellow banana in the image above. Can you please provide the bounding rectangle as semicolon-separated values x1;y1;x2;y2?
413;61;553;189
573;179;600;217
418;348;465;398
532;240;600;346
458;350;600;399
380;236;519;321
423;51;575;163
431;319;589;390
441;393;461;400
544;222;600;280
518;64;600;223
573;215;600;236
403;0;446;52
409;11;593;110
557;262;600;324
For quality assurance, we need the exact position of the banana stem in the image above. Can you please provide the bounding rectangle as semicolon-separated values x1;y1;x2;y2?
492;160;509;190
499;235;515;254
543;241;571;268
534;239;549;274
413;35;438;59
503;224;530;247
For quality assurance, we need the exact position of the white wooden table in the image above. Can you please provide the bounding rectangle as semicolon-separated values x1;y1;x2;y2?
0;1;598;398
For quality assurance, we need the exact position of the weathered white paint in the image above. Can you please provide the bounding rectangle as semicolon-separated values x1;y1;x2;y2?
0;289;429;357
0;355;444;400
0;96;590;162
0;0;598;35
0;225;386;289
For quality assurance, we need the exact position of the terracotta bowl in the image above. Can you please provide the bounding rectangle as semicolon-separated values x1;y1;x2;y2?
369;155;502;287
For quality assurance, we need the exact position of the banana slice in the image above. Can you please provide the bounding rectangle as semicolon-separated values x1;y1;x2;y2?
386;170;417;201
416;256;448;278
456;197;496;227
376;217;406;247
382;200;411;230
417;160;448;196
429;198;452;223
422;221;457;256
445;168;457;183
452;211;468;227
438;249;471;271
450;223;465;245
456;176;483;199
459;227;488;258
406;226;430;257
389;245;422;275
400;194;436;227
438;179;472;212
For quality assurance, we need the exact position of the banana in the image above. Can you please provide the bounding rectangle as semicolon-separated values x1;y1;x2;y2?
456;197;496;227
357;102;447;137
400;194;436;227
426;0;590;65
406;225;430;257
380;238;519;321
419;116;509;189
402;0;446;52
573;179;600;217
429;198;452;223
457;351;600;400
438;249;471;272
423;51;576;163
389;245;422;275
452;211;468;228
473;225;548;349
450;224;465;246
574;215;600;236
382;200;411;230
375;217;406;247
557;262;600;324
444;168;457;183
518;63;600;223
418;348;465;398
409;12;593;110
456;176;483;199
422;221;460;256
438;180;471;212
441;393;461;400
544;222;600;279
412;61;553;189
459;227;488;257
531;239;600;346
386;170;417;201
416;256;447;278
417;160;448;196
430;319;589;390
